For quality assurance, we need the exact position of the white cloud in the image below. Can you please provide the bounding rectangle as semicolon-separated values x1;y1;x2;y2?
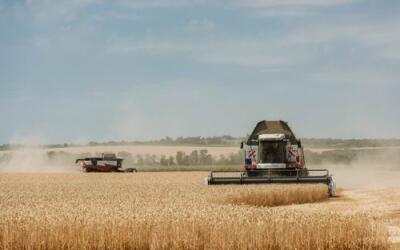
380;45;400;60
89;11;143;22
9;134;47;146
107;38;200;54
231;0;359;18
22;0;400;66
310;68;398;87
115;0;205;9
251;7;316;17
107;36;308;67
105;12;400;67
196;40;307;66
283;16;400;60
232;0;359;8
16;0;203;28
186;19;216;33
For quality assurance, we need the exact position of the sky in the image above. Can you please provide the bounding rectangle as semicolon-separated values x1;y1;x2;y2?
0;0;399;144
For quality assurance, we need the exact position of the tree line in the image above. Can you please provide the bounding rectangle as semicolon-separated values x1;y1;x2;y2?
2;137;400;151
1;147;400;168
116;150;242;166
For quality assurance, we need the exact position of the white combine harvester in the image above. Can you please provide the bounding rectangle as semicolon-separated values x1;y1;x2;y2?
206;120;336;196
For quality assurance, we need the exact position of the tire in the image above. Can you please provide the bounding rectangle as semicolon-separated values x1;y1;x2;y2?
125;168;137;173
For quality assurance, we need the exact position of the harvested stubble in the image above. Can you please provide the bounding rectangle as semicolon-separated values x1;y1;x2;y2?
0;172;388;250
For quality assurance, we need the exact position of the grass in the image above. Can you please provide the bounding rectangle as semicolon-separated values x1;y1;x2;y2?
0;172;389;249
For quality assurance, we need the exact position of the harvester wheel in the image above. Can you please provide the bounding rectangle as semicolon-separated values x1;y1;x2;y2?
125;168;138;173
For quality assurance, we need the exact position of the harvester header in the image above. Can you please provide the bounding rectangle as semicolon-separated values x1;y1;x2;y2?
206;120;336;196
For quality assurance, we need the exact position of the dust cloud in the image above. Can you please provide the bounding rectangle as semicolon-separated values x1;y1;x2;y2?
0;135;78;173
311;162;400;189
1;139;399;182
308;147;400;189
0;149;78;173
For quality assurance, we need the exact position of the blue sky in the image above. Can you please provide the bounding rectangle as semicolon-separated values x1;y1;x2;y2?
0;0;399;144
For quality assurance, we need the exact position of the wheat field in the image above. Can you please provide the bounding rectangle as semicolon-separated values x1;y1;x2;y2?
222;184;329;207
0;172;388;249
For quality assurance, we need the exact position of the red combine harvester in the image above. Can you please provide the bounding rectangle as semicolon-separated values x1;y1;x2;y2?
75;153;137;173
206;120;336;196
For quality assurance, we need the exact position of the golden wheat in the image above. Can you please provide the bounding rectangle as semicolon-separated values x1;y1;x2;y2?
222;184;329;207
0;172;388;249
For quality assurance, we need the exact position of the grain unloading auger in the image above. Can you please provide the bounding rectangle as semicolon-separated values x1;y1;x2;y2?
206;120;336;197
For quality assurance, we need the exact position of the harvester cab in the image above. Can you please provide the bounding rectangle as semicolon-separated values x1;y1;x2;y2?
243;134;305;172
206;120;336;197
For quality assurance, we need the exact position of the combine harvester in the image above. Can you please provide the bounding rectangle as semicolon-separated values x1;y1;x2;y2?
76;153;137;173
206;120;336;196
